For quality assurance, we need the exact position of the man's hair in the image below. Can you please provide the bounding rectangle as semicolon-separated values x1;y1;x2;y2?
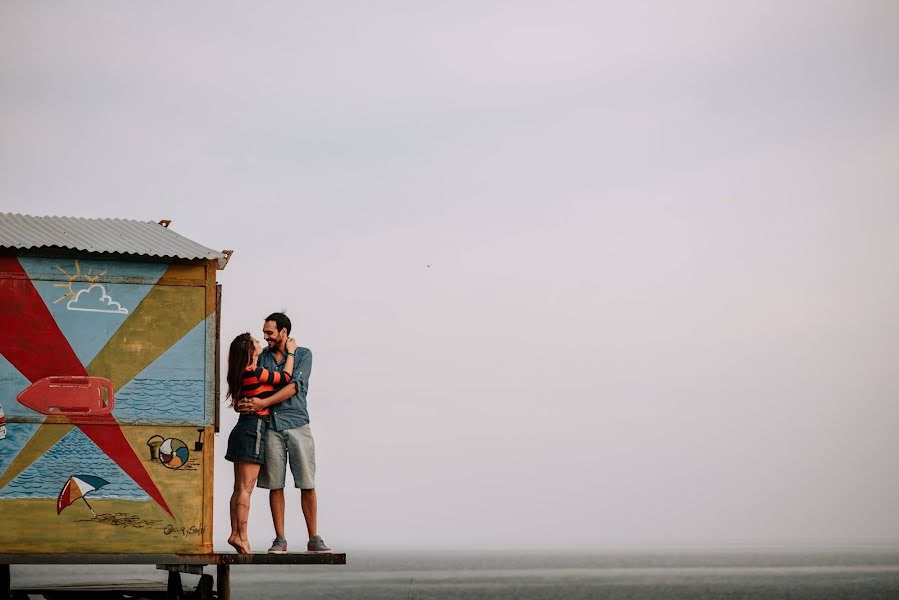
265;312;291;335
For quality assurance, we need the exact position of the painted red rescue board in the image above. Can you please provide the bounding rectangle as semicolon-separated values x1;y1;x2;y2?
17;376;115;416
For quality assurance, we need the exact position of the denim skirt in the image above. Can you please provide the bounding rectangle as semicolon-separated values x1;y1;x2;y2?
225;414;268;464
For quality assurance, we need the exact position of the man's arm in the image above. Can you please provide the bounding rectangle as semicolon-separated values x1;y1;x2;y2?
291;348;312;397
241;381;297;412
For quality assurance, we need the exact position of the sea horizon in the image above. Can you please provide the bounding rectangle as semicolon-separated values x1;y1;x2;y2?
10;547;899;599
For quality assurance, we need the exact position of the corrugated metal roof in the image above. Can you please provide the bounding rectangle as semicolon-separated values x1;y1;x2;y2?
0;213;228;263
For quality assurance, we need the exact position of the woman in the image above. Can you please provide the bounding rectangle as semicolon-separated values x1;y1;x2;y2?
224;331;297;554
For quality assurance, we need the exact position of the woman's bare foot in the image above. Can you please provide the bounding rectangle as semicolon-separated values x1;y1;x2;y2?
227;535;251;554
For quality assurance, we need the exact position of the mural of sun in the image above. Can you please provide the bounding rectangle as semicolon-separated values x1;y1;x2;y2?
52;260;107;304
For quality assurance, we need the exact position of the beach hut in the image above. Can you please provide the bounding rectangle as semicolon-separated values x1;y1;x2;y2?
0;213;229;555
0;213;345;598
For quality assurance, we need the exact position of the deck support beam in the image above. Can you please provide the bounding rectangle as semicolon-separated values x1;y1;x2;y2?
166;569;183;600
217;563;231;600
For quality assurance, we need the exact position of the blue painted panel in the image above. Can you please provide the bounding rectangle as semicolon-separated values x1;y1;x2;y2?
0;353;39;419
18;257;167;367
0;427;150;500
0;423;41;478
115;320;206;423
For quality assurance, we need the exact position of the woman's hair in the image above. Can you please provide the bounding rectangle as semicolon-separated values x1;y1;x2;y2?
225;332;253;406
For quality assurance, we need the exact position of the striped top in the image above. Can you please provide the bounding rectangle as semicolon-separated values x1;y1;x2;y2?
242;367;293;416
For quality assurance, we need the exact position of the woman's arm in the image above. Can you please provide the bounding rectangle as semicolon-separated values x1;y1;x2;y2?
237;338;300;413
252;338;299;387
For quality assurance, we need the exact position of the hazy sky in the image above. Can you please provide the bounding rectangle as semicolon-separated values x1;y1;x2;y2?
2;1;898;550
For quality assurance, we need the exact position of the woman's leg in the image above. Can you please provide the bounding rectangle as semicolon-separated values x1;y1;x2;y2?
227;462;244;552
234;461;261;553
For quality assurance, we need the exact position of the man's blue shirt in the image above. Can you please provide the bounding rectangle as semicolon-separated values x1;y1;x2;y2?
258;346;312;431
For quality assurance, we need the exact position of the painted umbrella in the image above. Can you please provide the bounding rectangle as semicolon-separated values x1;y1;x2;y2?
57;475;109;518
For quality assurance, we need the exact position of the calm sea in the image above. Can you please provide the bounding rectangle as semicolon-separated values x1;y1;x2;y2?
11;549;899;599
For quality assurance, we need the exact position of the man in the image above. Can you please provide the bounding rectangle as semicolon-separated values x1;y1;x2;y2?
237;312;329;553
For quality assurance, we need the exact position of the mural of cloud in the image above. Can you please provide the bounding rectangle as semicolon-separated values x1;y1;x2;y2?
67;284;129;314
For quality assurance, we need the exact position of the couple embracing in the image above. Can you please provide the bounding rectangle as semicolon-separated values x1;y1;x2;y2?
224;312;329;554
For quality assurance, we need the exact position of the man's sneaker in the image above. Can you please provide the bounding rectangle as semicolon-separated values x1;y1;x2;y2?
267;538;287;554
307;535;330;552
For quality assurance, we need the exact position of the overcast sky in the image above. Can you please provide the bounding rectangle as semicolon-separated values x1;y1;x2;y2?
2;1;898;550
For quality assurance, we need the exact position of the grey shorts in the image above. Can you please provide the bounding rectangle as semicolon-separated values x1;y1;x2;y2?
257;424;316;490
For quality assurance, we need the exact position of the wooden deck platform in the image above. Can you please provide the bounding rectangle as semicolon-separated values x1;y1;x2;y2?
0;551;346;565
1;551;346;599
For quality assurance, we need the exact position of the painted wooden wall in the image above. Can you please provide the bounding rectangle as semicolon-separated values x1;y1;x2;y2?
0;254;218;553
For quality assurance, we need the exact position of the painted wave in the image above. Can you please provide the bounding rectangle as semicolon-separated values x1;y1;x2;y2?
1;428;150;500
115;378;205;422
0;422;40;475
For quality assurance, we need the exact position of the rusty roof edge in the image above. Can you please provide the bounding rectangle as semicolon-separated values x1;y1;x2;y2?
217;250;234;270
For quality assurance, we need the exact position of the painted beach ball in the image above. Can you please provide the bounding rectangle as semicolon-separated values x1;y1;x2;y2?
159;438;190;469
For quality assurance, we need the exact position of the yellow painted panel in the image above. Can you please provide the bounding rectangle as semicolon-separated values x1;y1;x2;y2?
0;424;212;553
88;277;207;390
158;263;206;281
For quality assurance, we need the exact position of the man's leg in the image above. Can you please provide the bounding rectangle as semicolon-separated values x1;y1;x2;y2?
300;488;317;540
269;487;286;541
286;425;322;545
257;429;289;545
